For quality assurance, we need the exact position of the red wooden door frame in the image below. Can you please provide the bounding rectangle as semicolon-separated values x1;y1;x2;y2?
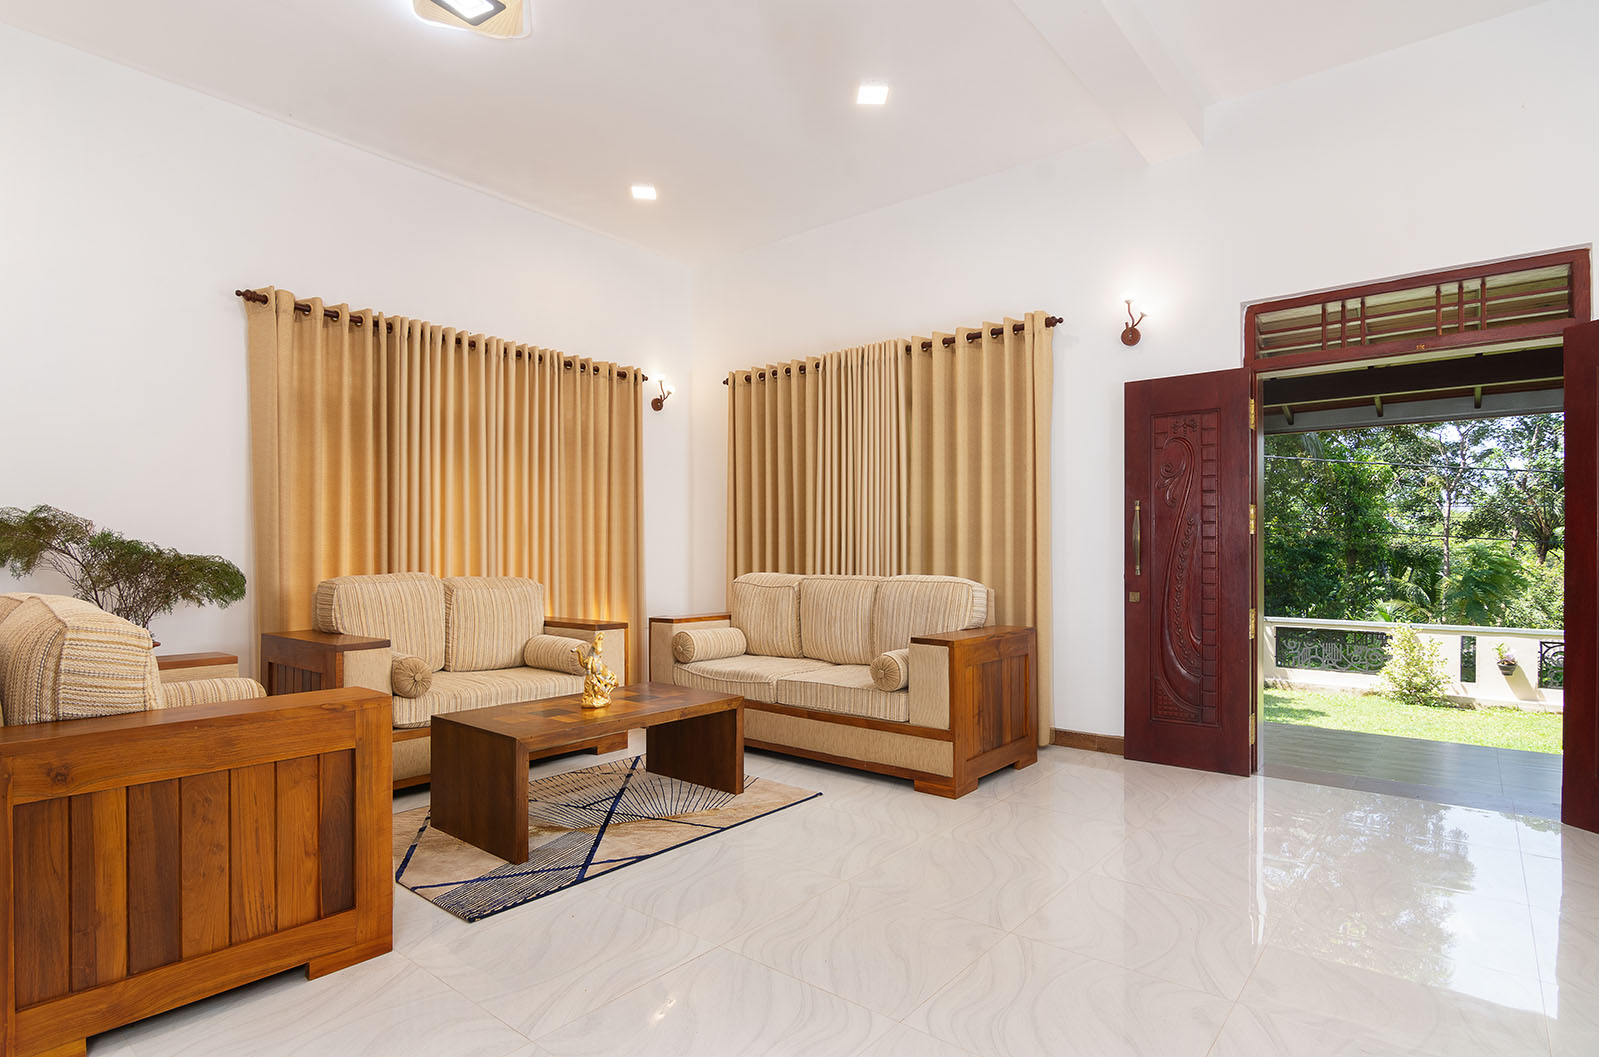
1563;319;1599;832
1124;367;1254;776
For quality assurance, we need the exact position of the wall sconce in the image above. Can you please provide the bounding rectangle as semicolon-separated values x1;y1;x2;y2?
651;378;675;411
1121;300;1147;346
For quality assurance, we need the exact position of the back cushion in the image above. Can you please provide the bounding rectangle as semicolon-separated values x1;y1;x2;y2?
0;596;161;725
871;575;989;656
314;572;446;672
442;576;546;672
799;576;883;665
730;573;804;658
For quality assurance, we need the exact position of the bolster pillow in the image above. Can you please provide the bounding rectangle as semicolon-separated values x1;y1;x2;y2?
524;633;586;675
391;655;434;699
673;627;748;663
870;649;911;692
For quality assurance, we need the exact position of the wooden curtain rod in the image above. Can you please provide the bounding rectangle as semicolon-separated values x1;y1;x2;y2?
234;289;648;380
722;315;1062;385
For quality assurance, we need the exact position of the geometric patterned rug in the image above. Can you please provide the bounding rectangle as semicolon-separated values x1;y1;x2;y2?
393;755;820;922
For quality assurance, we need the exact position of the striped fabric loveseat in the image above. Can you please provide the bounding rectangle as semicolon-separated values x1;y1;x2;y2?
261;573;629;788
651;573;1037;798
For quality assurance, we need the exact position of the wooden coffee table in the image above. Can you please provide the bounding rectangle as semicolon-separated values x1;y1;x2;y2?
429;682;744;862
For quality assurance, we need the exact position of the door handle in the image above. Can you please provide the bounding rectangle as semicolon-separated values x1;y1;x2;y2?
1132;500;1141;576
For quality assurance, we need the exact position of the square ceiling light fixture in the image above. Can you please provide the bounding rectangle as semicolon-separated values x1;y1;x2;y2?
856;83;889;106
414;0;528;38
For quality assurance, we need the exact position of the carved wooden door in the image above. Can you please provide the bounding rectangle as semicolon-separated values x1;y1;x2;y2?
1565;320;1599;832
1124;368;1254;775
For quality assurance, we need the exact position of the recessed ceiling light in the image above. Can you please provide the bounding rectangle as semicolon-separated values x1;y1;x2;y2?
431;0;505;26
631;184;658;201
856;83;889;106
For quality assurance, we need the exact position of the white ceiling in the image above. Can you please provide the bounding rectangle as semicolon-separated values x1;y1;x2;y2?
0;0;1544;263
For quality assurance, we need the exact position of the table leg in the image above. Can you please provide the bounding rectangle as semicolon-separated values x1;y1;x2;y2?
645;705;744;794
430;720;530;863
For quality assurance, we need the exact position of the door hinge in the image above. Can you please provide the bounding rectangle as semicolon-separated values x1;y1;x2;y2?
1248;608;1257;639
1249;398;1257;431
1249;504;1256;535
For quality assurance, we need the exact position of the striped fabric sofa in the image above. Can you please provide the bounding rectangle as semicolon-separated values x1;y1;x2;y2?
0;592;266;720
651;573;1038;798
0;592;393;1054
261;573;629;788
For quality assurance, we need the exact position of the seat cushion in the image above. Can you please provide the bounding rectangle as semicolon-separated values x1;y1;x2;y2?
392;666;583;728
799;576;883;665
442;576;547;672
314;572;446;672
776;665;910;723
0;596;161;725
730;572;805;658
871;575;989;656
673;654;833;703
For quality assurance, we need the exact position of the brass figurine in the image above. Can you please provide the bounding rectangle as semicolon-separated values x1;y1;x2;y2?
578;631;620;709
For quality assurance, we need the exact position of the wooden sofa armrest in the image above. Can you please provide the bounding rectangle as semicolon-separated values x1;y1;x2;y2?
544;616;628;632
156;651;242;683
260;630;390;696
648;614;734;682
908;626;1038;795
0;686;393;1055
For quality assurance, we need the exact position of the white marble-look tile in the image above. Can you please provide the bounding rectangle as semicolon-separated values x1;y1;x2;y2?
819;774;991;835
1210;1002;1457;1057
1545;977;1599;1057
906;933;1232;1057
1346;800;1526;853
600;838;840;944
1241;945;1549;1056
1274;871;1541;985
1004;760;1183;826
406;891;712;1037
1093;827;1311;915
730;880;1006;1018
108;953;528;1057
723;798;923;879
1523;850;1599;916
1015;873;1265;998
849;1023;976;1057
853;826;1077;931
532;947;891;1057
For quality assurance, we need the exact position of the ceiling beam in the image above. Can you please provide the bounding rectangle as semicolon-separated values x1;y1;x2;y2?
1010;0;1204;163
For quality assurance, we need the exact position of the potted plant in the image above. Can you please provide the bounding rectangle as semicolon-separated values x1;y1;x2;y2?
0;505;245;642
1494;642;1519;676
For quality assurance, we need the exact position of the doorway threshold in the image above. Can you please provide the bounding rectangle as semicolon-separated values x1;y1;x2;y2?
1260;722;1560;821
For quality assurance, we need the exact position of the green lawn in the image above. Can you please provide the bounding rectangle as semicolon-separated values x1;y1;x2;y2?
1265;688;1562;755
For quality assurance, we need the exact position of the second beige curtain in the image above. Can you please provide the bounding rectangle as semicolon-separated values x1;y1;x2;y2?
247;287;644;680
725;314;1053;741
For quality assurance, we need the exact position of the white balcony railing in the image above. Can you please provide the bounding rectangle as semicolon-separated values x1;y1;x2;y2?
1263;616;1565;711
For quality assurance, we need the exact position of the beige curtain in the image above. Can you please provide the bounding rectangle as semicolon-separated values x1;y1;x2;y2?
905;314;1054;743
726;341;905;579
247;287;644;680
726;314;1053;743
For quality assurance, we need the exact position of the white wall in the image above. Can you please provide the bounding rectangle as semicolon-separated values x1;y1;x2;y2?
689;0;1599;737
0;23;697;672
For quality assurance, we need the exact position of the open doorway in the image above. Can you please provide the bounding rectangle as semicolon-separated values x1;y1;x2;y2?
1124;247;1599;830
1259;403;1565;818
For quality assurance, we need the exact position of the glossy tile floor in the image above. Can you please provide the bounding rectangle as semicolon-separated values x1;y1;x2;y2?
93;736;1599;1056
